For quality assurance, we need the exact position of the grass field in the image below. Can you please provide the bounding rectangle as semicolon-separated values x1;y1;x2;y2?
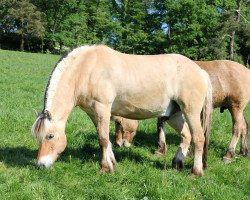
0;49;249;200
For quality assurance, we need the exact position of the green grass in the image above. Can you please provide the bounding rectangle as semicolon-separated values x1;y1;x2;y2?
0;49;249;200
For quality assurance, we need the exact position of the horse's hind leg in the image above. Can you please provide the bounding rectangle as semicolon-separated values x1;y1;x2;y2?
223;107;248;163
168;112;192;170
155;117;167;155
93;102;116;172
240;117;248;156
185;113;205;176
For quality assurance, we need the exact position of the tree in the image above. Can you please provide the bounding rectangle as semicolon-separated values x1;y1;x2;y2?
110;0;165;54
83;0;119;46
163;0;220;60
8;0;45;51
32;0;91;53
229;0;241;59
213;0;250;63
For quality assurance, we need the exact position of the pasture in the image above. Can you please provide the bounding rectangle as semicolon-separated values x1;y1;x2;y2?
0;49;249;200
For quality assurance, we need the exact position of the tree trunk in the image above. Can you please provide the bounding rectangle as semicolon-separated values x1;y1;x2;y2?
247;54;250;67
229;0;241;60
20;35;24;51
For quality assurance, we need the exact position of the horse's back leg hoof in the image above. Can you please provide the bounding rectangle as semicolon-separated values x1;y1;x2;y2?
172;147;185;170
240;145;248;156
223;149;234;164
240;149;248;156
223;156;232;164
172;158;184;170
155;146;167;156
192;168;204;176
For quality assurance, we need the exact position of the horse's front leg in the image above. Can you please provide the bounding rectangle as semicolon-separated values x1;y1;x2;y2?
112;116;124;147
93;102;116;172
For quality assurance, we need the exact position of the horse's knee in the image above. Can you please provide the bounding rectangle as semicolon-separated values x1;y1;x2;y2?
181;124;192;141
192;134;205;147
99;137;109;148
233;121;245;137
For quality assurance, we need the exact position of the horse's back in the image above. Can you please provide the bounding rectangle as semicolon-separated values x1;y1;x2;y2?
195;60;250;107
79;45;209;119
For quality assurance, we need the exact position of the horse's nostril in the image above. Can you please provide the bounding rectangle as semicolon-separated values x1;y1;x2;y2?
36;160;47;169
123;139;131;147
36;161;42;168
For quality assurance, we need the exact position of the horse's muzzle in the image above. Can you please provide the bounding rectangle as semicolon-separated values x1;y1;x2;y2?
36;155;54;169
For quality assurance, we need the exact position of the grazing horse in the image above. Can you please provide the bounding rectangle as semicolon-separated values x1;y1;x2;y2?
31;45;212;176
112;116;138;147
116;60;249;167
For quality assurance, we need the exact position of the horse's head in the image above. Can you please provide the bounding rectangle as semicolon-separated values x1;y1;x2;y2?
114;117;138;147
115;130;136;147
31;110;67;168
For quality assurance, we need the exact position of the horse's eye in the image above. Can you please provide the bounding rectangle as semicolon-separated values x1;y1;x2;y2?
47;134;54;140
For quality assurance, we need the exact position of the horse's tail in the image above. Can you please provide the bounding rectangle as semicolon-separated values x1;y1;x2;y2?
201;71;213;169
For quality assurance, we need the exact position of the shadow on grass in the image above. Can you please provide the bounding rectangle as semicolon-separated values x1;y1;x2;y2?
133;131;181;152
208;140;228;158
0;147;37;167
0;131;186;171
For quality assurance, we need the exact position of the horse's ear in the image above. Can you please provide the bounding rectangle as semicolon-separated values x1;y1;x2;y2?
33;109;39;117
45;110;52;120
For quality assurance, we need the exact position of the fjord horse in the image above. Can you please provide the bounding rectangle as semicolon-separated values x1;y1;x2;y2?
116;60;249;168
31;45;212;176
112;116;138;147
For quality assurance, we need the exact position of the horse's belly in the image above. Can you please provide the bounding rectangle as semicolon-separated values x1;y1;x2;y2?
111;99;171;120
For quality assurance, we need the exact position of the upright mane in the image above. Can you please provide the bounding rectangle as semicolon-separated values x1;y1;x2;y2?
33;45;95;141
43;45;95;111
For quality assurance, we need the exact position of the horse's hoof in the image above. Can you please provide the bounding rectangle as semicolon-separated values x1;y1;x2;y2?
192;168;204;176
100;160;116;173
100;166;114;173
154;146;166;156
223;156;232;164
172;147;185;170
240;148;248;156
100;166;110;173
172;158;184;170
155;150;165;157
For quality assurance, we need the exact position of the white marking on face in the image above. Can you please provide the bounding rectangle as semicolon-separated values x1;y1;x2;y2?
45;45;94;111
123;139;131;147
37;155;54;168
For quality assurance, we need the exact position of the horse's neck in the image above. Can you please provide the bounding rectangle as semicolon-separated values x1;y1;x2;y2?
46;94;74;124
44;67;77;124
